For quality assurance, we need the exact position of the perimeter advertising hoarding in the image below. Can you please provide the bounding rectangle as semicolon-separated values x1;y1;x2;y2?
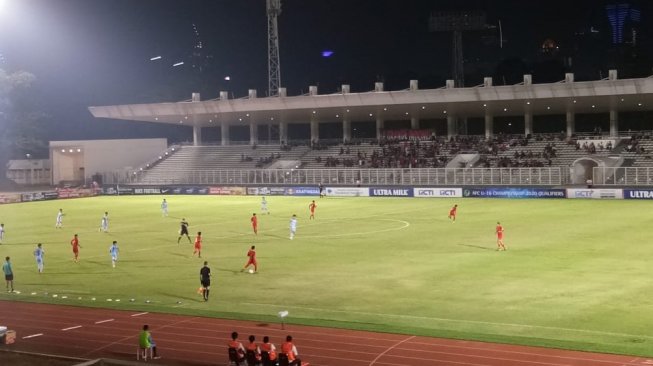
325;187;369;197
57;188;96;198
369;187;414;197
21;192;58;202
413;188;463;198
463;188;566;198
0;193;22;204
133;187;162;195
247;187;319;196
103;186;134;195
624;189;653;199
566;189;623;199
209;186;245;195
286;187;320;196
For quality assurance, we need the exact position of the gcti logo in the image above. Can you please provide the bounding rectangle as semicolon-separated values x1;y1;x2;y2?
575;190;593;198
439;189;457;196
417;189;435;196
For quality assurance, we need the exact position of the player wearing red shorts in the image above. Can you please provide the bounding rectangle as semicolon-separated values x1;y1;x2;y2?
242;245;257;273
496;222;506;251
251;213;258;235
308;200;317;220
70;234;82;262
448;204;458;223
193;232;203;258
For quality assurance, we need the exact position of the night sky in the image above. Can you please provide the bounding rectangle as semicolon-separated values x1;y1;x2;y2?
0;0;651;144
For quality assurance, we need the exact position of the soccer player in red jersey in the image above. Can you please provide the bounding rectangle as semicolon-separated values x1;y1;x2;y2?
242;245;257;273
193;232;203;258
70;234;82;262
308;200;317;220
496;222;506;251
448;204;458;223
251;213;258;235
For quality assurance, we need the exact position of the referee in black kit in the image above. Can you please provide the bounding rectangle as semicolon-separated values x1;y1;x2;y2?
200;261;211;301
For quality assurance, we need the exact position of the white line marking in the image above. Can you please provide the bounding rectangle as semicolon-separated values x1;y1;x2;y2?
94;319;114;324
22;333;43;339
61;325;82;331
131;312;149;317
302;219;410;238
369;335;415;366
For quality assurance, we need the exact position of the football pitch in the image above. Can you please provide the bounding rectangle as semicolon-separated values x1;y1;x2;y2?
0;195;652;356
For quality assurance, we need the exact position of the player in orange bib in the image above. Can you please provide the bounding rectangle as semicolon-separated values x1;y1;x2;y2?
251;213;258;235
70;234;82;262
308;200;317;220
496;222;506;251
242;245;258;273
448;204;458;223
193;232;203;258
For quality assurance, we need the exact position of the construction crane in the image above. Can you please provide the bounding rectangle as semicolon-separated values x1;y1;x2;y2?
267;0;281;96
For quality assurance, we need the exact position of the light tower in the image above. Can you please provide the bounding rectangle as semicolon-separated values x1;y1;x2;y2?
429;12;487;87
267;0;282;96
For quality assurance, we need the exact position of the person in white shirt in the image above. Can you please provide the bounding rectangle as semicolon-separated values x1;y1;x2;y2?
55;209;64;228
260;196;269;214
100;212;109;232
0;223;4;243
161;199;168;217
289;214;297;240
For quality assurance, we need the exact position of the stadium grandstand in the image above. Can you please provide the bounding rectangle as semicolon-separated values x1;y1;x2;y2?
88;71;653;187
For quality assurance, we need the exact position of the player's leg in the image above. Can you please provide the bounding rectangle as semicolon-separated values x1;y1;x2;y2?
253;261;257;272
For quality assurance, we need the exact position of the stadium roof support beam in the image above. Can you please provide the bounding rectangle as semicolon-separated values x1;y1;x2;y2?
524;111;533;137
375;116;384;141
221;123;229;146
343;117;351;143
279;121;287;144
447;115;457;139
566;110;575;137
610;109;619;137
193;126;202;146
484;113;493;139
310;115;319;143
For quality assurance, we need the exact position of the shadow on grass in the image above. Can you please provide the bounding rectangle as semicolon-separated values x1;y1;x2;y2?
457;243;496;251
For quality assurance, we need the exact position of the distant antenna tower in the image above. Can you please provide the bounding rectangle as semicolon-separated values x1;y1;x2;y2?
267;0;282;96
429;12;487;87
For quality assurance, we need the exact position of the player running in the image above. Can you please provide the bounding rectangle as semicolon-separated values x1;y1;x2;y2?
161;199;168;217
496;222;506;251
71;234;81;262
109;241;119;268
289;214;297;240
251;213;258;235
55;209;64;228
34;243;45;273
0;223;4;244
178;218;191;244
261;196;269;214
193;232;203;258
99;212;109;232
448;204;458;223
308;200;317;220
242;245;257;273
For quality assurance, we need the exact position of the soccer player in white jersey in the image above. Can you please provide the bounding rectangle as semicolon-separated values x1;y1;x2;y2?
261;196;269;214
161;199;168;217
100;212;109;232
109;241;119;268
34;243;45;273
0;223;4;243
289;214;297;240
55;209;64;228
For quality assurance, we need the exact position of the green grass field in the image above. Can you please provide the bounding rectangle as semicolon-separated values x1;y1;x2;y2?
0;195;652;356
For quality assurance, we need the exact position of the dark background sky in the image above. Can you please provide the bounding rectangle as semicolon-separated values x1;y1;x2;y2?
0;0;651;143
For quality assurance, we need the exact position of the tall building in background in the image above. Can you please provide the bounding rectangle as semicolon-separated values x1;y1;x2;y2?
605;3;641;45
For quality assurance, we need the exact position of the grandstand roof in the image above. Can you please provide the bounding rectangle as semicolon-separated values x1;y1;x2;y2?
89;76;653;127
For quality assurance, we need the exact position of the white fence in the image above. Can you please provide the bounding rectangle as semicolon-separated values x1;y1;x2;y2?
101;167;566;186
593;167;653;186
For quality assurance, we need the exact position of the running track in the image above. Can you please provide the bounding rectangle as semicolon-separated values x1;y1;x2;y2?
2;300;652;366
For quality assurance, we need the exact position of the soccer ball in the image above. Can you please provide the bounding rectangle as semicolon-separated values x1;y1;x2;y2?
248;269;254;274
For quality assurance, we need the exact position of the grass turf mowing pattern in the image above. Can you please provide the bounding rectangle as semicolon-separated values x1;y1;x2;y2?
0;195;652;356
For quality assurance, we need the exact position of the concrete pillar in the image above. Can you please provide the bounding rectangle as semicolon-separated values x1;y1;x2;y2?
193;126;202;146
446;79;455;88
608;69;618;80
411;117;419;130
483;77;493;87
566;110;575;137
343;117;351;142
376;117;384;140
375;82;384;92
278;87;287;97
409;80;418;91
524;111;533;136
192;93;200;102
610;109;619;137
219;91;229;100
484;113;494;138
341;84;350;94
310;116;319;142
565;73;574;83
249;122;258;145
221;123;229;146
248;89;257;98
279;121;288;144
309;85;318;96
523;74;532;86
447;115;457;139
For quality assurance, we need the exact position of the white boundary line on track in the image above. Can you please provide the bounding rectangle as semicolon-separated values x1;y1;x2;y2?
368;335;415;366
61;325;82;331
130;312;149;317
22;333;43;339
94;319;114;324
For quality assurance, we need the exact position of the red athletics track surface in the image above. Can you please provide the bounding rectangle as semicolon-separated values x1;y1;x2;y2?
2;300;653;366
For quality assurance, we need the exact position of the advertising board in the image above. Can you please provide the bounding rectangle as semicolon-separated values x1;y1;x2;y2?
0;193;22;204
566;188;623;199
623;189;653;199
463;188;565;198
413;188;463;198
325;187;369;197
209;186;245;195
369;187;413;197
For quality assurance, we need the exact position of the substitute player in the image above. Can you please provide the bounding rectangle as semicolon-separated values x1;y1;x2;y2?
193;232;203;258
71;234;81;262
496;222;506;251
308;200;317;220
199;261;211;301
99;212;109;232
34;243;45;273
242;245;257;273
251;213;258;235
109;241;119;268
161;199;168;217
261;196;269;214
289;214;297;240
448;204;458;223
55;209;64;228
178;218;191;244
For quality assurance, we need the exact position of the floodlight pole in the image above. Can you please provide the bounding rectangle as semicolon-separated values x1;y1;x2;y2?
267;0;282;97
